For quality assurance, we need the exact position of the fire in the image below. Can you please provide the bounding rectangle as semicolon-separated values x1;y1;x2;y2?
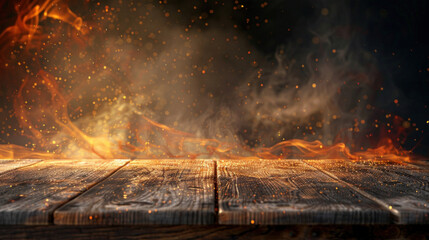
0;0;83;52
256;138;410;161
0;0;413;161
42;1;83;31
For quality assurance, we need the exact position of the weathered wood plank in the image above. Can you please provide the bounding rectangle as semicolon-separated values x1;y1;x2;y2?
217;159;391;225
0;159;41;175
0;159;129;225
305;159;429;224
1;225;428;240
54;159;215;225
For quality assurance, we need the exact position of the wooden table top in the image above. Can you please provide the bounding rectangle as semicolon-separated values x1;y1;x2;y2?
0;158;428;226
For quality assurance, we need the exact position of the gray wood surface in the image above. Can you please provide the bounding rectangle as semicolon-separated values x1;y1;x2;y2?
0;159;128;225
305;159;429;224
217;159;391;225
0;159;41;175
54;159;215;225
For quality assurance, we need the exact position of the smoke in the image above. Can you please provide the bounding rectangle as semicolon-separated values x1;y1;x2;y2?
61;0;261;152
2;0;411;158
240;1;380;149
52;0;381;156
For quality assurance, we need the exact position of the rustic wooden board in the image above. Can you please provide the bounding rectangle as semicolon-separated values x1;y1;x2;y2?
0;159;41;175
1;225;428;240
0;159;129;225
54;159;215;225
217;159;391;225
305;159;429;224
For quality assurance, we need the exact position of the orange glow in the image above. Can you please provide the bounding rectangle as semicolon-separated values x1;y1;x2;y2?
43;1;83;31
0;0;84;52
255;138;410;161
0;144;59;159
0;0;413;162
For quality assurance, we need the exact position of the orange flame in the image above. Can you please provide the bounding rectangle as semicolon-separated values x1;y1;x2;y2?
0;144;59;159
9;69;412;161
255;138;410;161
43;1;82;31
0;0;413;162
0;0;83;52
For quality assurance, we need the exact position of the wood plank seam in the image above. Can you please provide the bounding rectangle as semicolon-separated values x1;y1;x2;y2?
50;160;132;224
53;159;216;225
5;159;426;226
217;159;392;225
0;159;131;225
301;160;399;223
214;160;219;225
0;159;43;177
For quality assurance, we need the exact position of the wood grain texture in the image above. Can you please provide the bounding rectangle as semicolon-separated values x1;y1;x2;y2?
54;159;215;225
217;159;390;225
305;159;429;224
0;159;128;225
1;225;427;240
0;159;41;175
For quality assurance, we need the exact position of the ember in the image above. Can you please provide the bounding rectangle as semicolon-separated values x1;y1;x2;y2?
0;0;425;161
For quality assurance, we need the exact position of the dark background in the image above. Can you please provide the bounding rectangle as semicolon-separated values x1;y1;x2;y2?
164;0;429;156
236;1;429;156
175;0;429;156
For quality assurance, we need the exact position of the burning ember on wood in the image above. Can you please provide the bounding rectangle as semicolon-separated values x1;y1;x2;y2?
0;0;424;161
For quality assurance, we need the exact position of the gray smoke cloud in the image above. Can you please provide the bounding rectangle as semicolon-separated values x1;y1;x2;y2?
43;0;381;157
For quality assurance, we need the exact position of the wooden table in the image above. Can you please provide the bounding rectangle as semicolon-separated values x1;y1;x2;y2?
0;158;428;239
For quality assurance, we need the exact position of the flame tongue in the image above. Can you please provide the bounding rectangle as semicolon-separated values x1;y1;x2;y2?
43;0;82;31
0;0;84;52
